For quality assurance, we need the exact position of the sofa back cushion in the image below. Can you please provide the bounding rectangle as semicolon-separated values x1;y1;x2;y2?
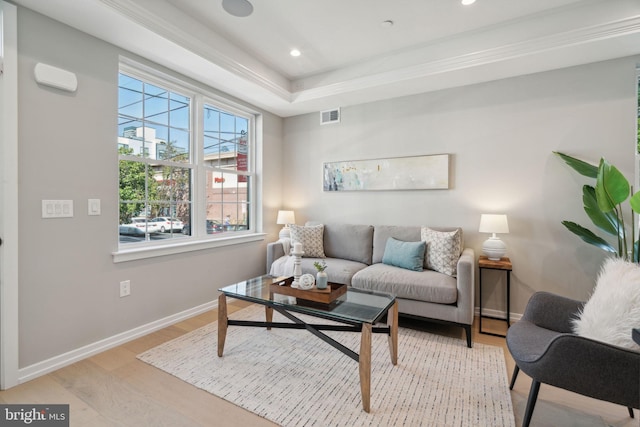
307;222;374;265
372;225;463;267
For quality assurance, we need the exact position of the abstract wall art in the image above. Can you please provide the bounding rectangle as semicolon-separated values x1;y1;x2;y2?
323;154;450;191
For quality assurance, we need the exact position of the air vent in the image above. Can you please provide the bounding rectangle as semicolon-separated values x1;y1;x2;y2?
320;108;340;125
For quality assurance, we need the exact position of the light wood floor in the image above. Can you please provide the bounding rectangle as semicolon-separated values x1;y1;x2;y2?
0;301;636;427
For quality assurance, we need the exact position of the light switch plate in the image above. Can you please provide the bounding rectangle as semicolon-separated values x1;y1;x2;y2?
42;200;73;218
88;199;101;216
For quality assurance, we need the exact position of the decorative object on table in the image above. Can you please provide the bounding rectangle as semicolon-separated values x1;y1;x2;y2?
276;210;296;240
554;151;640;262
291;242;304;288
314;260;328;290
478;214;509;260
298;273;315;290
270;277;347;304
323;154;449;191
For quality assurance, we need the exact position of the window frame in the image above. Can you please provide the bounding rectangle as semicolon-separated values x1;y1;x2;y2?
113;58;264;263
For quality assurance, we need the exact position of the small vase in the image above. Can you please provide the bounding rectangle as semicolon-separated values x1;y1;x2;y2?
316;271;328;290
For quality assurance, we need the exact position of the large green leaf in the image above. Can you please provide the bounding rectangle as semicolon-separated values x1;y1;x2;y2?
630;191;640;214
596;158;629;213
554;151;598;178
582;185;620;236
561;221;616;252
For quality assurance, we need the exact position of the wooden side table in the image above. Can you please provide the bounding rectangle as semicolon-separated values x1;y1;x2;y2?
478;255;512;337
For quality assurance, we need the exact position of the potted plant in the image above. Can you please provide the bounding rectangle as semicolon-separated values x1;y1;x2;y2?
313;260;328;289
554;151;640;261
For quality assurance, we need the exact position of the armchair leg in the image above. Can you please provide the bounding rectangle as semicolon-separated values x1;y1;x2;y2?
628;407;634;418
522;380;540;427
509;365;520;390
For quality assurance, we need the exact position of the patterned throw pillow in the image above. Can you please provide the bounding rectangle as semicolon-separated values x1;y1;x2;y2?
420;227;462;276
290;224;325;258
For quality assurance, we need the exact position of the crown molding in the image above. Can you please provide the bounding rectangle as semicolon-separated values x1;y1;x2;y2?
98;0;291;102
292;15;640;103
12;0;640;116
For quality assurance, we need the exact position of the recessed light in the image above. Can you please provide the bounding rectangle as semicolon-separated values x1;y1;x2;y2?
461;0;476;5
290;49;301;57
380;20;394;28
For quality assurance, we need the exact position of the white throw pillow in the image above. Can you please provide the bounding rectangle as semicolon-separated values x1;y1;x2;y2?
572;257;640;352
289;224;325;258
420;227;462;277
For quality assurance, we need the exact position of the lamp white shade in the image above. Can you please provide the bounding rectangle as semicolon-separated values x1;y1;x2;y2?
479;214;509;260
276;210;295;239
276;210;295;225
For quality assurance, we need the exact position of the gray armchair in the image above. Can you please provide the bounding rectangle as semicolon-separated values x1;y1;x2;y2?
506;291;639;427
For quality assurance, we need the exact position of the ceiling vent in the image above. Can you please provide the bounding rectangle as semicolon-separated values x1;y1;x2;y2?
320;108;340;125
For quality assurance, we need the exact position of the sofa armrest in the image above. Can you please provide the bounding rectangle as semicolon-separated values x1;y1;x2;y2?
522;291;584;333
266;241;285;274
455;248;475;325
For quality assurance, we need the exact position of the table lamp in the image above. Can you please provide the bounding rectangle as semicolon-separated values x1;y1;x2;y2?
276;210;295;239
479;214;509;260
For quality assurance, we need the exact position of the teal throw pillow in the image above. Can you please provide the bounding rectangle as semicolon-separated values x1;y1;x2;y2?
382;237;426;272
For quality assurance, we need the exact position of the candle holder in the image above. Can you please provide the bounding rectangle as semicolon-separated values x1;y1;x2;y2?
291;247;304;288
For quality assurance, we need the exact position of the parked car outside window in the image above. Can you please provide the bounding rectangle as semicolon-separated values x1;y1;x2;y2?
149;217;184;232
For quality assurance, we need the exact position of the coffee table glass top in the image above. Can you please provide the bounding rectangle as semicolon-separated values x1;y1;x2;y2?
218;275;396;324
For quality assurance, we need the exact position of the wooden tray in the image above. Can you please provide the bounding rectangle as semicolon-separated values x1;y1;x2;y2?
270;276;347;304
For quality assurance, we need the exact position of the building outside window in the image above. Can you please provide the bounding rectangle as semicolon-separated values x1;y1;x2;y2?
117;64;256;247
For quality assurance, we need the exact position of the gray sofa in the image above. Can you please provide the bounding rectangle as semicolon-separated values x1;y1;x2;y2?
266;222;475;347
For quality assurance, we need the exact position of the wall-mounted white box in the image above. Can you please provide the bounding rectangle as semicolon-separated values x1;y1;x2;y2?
42;200;73;218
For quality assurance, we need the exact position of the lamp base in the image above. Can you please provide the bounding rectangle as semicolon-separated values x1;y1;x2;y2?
482;237;506;260
279;226;291;240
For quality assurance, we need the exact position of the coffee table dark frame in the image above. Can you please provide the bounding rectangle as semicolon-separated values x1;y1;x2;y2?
217;276;398;413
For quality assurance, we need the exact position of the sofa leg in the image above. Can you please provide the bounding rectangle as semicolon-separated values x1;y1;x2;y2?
522;380;540;427
509;365;520;390
464;325;472;348
628;407;634;418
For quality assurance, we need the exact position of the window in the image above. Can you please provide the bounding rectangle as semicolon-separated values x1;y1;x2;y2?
117;63;258;253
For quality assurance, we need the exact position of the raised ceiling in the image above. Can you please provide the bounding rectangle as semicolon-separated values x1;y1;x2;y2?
11;0;640;117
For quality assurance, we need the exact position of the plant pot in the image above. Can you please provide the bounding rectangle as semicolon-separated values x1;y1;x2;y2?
316;271;328;290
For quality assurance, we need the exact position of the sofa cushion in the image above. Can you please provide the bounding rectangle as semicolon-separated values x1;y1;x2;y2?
322;223;374;265
382;237;426;272
290;224;325;258
352;263;457;304
421;227;462;277
372;226;423;264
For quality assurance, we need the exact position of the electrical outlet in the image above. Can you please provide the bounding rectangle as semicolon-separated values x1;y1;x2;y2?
120;280;131;297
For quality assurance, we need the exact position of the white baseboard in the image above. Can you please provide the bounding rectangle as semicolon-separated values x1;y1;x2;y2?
16;301;521;384
474;307;522;324
18;299;218;384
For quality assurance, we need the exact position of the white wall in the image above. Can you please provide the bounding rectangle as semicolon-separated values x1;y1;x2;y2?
283;56;639;315
16;8;284;369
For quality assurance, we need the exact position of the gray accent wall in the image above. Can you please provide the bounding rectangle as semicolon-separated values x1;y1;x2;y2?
16;8;284;368
282;56;639;316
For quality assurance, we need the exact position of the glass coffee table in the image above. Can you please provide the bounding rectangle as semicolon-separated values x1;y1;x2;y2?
217;275;398;413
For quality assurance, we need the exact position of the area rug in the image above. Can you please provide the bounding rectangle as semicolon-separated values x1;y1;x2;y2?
138;305;515;427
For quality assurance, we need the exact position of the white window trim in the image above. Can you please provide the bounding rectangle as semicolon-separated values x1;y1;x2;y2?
113;57;263;263
112;233;266;263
